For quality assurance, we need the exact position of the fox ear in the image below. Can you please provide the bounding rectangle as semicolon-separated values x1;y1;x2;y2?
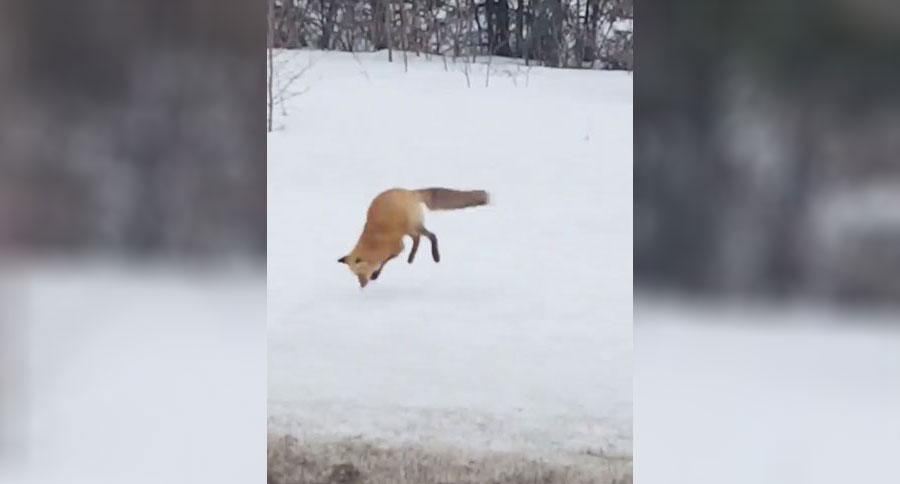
337;256;347;264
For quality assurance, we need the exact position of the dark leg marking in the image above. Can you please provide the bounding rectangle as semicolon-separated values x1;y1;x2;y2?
420;227;440;262
408;235;421;263
371;254;398;280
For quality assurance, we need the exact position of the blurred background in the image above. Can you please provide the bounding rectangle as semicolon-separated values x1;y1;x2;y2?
0;1;263;257
0;1;265;483
637;0;900;307
635;1;900;483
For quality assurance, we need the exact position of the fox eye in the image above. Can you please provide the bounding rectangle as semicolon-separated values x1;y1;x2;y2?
355;258;361;263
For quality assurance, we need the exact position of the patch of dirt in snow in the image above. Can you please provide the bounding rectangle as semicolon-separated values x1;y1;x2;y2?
268;434;632;484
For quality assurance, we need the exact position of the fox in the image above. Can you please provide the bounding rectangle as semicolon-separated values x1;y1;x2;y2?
337;187;490;288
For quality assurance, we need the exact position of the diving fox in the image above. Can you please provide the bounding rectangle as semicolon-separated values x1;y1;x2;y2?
337;187;490;288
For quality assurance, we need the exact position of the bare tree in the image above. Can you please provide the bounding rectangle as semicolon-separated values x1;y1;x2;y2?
267;0;275;132
400;0;410;70
386;0;394;62
460;58;472;87
270;0;632;71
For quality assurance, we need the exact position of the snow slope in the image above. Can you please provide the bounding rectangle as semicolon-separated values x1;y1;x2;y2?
267;50;633;458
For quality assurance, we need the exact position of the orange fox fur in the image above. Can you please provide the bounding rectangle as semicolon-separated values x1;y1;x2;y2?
338;187;490;288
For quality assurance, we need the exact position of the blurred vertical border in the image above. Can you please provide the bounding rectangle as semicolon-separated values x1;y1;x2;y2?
635;1;900;483
0;1;265;482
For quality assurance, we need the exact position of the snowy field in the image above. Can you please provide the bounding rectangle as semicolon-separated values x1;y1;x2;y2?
0;260;265;484
267;50;633;460
636;297;900;484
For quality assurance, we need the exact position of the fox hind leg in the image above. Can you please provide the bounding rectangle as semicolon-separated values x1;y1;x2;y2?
419;227;439;262
407;234;421;263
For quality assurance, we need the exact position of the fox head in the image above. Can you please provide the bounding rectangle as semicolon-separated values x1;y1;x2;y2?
337;254;376;288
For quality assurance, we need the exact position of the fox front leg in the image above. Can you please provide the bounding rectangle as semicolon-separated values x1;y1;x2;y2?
371;253;399;280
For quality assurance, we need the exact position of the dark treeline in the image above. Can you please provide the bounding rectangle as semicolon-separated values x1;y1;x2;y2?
272;0;633;69
0;0;264;259
637;0;900;306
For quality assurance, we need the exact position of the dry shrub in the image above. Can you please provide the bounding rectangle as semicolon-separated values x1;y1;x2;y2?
268;434;632;484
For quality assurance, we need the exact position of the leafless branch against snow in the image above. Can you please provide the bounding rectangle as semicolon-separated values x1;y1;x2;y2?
267;50;314;130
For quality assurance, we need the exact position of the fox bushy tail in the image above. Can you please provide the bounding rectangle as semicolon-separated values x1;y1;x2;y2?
416;188;490;211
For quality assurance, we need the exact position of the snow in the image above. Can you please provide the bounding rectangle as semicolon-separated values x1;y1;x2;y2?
635;298;900;484
613;19;634;33
267;50;633;458
1;261;266;484
812;182;900;235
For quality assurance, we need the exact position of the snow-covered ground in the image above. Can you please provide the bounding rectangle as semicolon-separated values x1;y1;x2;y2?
636;297;900;484
0;261;266;484
267;50;633;459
